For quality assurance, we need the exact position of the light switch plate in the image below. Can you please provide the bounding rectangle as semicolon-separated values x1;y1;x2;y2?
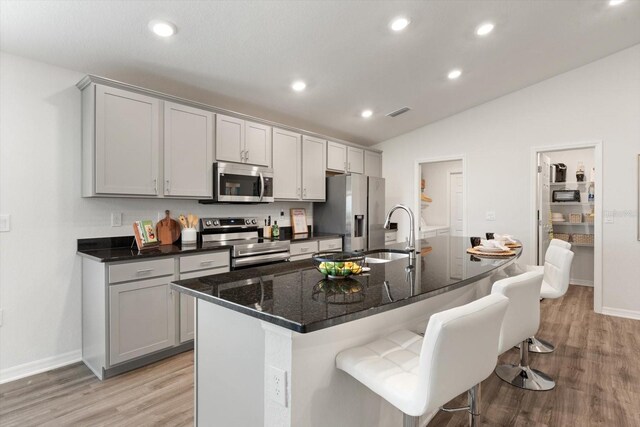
0;214;10;232
110;212;122;227
486;211;496;221
604;212;614;224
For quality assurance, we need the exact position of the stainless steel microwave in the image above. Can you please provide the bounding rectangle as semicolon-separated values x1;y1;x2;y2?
200;162;274;204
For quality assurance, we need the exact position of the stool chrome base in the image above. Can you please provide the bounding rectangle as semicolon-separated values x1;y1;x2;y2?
495;364;556;391
497;339;555;391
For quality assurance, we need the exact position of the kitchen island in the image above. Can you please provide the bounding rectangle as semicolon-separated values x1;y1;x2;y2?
171;236;522;427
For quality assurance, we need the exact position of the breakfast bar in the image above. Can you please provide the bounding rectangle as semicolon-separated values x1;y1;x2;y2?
171;236;522;427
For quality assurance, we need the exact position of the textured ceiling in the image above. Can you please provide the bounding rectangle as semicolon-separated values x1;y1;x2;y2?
1;0;639;145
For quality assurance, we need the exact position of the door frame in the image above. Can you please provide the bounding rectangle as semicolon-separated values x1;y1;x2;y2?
530;140;603;313
448;171;464;236
414;155;467;238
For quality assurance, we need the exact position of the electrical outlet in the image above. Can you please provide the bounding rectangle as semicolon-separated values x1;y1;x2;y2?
486;211;496;221
110;212;122;227
0;215;10;232
268;366;287;407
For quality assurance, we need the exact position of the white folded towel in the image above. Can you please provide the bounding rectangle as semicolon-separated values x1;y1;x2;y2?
479;239;510;251
493;234;517;245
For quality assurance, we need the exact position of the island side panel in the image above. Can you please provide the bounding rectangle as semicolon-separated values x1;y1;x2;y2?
196;299;265;426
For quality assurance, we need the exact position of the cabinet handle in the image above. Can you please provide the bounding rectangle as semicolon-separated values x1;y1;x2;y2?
349;162;351;171
137;268;153;274
153;179;157;194
240;150;244;162
165;179;170;194
200;260;214;266
297;187;301;197
303;188;307;198
301;247;309;252
344;161;347;171
245;150;249;162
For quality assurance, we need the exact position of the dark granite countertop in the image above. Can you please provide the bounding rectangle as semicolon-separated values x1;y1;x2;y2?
170;236;522;333
77;236;232;263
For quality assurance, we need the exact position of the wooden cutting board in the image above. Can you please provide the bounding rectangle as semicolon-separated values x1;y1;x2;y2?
156;210;181;245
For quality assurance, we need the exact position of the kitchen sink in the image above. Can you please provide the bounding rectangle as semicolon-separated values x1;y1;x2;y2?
364;250;410;264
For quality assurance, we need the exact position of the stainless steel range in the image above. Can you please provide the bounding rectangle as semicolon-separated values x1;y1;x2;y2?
200;217;290;270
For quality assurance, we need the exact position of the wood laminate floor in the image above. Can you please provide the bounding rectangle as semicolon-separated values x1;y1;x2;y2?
1;285;639;426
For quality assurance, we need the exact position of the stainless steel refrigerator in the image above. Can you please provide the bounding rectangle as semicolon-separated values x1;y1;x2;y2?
313;174;385;251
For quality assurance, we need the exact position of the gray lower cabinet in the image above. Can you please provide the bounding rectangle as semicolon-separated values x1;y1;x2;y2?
109;277;176;365
81;249;230;380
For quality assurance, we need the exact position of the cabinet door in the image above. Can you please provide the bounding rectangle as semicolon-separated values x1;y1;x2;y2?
244;121;271;166
109;277;176;365
364;151;382;177
215;114;244;163
179;265;230;343
347;146;364;174
272;128;301;200
95;85;160;195
164;102;213;198
302;136;326;200
326;141;347;172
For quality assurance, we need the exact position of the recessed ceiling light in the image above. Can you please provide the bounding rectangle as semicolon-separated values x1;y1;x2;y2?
447;69;462;80
291;81;307;92
361;109;373;118
608;0;626;5
149;20;176;37
390;17;410;32
476;22;495;36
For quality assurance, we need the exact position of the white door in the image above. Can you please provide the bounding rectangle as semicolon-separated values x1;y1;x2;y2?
449;172;464;236
272;128;301;200
109;277;176;365
244;121;271;166
364;151;382;177
302;136;326;200
95;85;160;195
538;153;553;264
164;102;213;198
326;141;347;172
347;147;364;174
215;114;244;163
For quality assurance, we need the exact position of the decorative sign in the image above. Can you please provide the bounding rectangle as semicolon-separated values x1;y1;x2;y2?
290;208;308;235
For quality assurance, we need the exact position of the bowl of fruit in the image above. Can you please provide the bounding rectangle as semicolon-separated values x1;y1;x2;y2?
312;251;365;279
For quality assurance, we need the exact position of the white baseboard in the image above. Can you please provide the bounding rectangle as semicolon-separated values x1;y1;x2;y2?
571;279;594;287
601;307;640;321
0;349;82;384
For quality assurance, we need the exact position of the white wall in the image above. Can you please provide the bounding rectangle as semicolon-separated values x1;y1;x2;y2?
0;52;312;381
420;160;463;226
376;44;640;316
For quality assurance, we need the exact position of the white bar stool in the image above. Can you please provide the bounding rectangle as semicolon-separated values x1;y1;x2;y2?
524;245;575;353
336;294;509;427
492;271;555;391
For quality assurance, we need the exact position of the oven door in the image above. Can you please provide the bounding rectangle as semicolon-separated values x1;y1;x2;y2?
210;162;274;203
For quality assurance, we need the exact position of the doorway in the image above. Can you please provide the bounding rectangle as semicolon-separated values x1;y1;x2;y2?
532;142;603;312
415;157;465;238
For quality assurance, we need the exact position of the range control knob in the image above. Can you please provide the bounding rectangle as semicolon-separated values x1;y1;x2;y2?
205;220;212;227
245;219;251;225
251;219;257;225
213;220;220;227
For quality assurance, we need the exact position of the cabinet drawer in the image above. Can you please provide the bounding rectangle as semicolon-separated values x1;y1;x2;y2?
318;238;342;251
180;251;229;273
290;241;319;256
108;258;174;284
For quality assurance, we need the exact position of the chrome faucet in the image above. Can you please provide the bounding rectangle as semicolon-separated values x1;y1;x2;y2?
384;204;416;259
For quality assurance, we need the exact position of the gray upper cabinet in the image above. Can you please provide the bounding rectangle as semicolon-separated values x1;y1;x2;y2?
302;136;326;201
326;141;364;174
272;128;302;200
164;102;214;198
92;85;161;196
216;114;271;166
364;150;382;177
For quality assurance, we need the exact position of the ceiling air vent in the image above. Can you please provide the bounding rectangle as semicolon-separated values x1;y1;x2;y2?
386;107;411;118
